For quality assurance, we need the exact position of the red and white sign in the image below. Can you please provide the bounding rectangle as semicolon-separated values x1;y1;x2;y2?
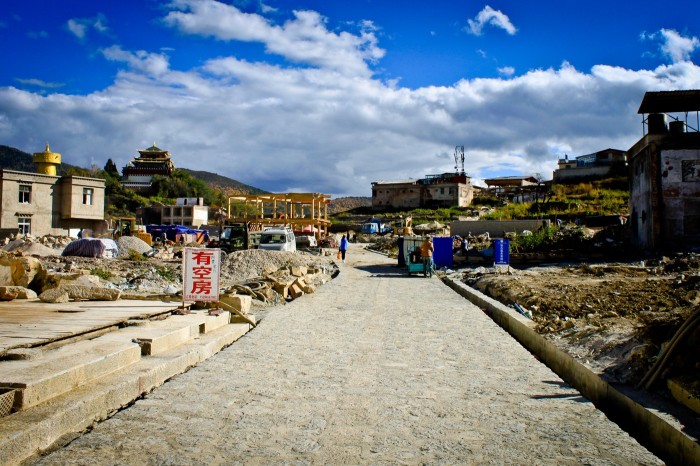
182;248;221;302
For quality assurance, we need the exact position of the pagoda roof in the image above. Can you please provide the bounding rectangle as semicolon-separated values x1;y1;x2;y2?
138;142;170;157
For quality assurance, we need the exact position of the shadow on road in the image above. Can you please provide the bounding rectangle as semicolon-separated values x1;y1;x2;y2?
353;264;423;278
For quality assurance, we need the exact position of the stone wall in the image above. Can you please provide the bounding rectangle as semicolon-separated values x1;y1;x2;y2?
450;220;549;238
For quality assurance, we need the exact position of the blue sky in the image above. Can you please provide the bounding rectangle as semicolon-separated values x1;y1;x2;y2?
1;0;699;195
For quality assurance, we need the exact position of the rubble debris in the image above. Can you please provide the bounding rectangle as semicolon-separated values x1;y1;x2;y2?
116;236;153;258
0;235;337;307
461;253;700;387
0;286;37;300
39;288;70;303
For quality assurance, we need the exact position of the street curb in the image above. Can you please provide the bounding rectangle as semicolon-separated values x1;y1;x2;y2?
0;321;253;466
442;276;700;466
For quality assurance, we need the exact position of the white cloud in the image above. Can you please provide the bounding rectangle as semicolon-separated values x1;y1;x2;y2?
15;78;63;88
467;6;517;36
101;46;170;76
66;19;87;39
659;29;699;63
3;55;698;196
66;14;109;41
498;66;515;77
163;0;384;77
3;6;700;197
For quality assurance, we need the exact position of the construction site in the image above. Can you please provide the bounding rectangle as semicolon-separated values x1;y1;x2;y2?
0;91;698;464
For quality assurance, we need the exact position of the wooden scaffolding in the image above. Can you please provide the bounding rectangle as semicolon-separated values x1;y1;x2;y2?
227;193;332;238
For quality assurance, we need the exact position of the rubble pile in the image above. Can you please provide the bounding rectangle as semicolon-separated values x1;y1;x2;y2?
116;236;153;258
0;238;338;311
461;253;700;385
366;236;399;256
2;235;69;257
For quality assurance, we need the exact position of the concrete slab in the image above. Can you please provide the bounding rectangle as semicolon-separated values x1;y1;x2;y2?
0;319;254;466
0;300;180;355
96;320;197;356
0;339;141;411
95;311;232;356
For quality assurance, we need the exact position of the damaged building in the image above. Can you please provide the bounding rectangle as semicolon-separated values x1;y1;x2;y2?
372;173;474;210
552;148;627;181
628;90;700;250
372;147;474;209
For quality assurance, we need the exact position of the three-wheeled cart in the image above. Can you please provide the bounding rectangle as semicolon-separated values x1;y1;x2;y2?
402;235;427;275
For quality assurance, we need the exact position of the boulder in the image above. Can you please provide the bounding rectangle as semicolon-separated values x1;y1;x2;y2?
290;266;307;277
0;263;12;286
39;288;70;303
9;256;43;288
0;288;17;301
37;270;96;292
60;284;121;301
293;277;315;294
220;294;252;315
289;283;303;299
0;286;37;300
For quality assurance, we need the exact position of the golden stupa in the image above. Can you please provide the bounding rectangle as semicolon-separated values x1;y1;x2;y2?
32;144;62;176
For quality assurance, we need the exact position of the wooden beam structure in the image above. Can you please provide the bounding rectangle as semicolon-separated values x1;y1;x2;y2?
227;193;332;238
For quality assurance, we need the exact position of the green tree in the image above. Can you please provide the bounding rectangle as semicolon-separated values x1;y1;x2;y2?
104;159;119;177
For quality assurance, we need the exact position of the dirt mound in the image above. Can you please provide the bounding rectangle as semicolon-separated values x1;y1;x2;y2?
221;249;334;283
116;236;152;257
462;254;700;386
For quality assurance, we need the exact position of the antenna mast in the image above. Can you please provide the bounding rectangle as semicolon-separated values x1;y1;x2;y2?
454;146;465;175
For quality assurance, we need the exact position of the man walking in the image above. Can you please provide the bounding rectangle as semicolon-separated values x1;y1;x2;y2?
420;236;434;277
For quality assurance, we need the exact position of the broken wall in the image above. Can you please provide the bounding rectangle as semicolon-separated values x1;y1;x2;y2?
660;148;700;244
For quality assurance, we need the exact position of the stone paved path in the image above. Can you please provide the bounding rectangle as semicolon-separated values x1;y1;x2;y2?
34;245;660;465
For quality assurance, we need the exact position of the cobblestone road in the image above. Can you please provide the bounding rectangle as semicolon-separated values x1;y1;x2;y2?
35;246;660;465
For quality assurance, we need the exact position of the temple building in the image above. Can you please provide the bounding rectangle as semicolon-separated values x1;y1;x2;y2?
121;143;176;190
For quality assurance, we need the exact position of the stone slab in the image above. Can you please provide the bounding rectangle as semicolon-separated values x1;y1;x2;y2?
0;321;253;466
0;339;141;410
96;319;202;356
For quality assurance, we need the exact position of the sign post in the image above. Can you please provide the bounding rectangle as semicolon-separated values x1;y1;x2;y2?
494;239;510;266
182;248;221;308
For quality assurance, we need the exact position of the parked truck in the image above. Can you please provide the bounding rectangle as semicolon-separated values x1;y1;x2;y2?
361;217;393;235
211;222;262;253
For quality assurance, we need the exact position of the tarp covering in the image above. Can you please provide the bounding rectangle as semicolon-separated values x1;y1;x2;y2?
62;239;106;258
97;238;119;258
146;225;208;244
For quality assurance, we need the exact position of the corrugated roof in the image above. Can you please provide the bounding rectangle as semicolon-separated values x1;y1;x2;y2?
637;90;700;114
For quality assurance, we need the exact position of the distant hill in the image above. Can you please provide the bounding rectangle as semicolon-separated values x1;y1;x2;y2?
180;168;268;195
329;196;372;214
0;145;81;174
0;145;267;196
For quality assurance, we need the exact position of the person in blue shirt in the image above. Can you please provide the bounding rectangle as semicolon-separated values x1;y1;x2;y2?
339;234;349;263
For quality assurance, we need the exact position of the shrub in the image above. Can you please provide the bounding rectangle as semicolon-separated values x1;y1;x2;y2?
90;267;112;280
156;265;178;281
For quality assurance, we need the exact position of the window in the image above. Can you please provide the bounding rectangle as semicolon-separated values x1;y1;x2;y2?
19;185;31;204
83;188;93;205
18;218;31;235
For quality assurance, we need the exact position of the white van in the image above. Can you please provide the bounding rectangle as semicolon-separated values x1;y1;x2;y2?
258;228;296;252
